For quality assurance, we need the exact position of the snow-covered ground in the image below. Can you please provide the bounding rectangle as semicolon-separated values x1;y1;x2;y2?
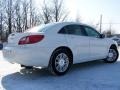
1;50;120;90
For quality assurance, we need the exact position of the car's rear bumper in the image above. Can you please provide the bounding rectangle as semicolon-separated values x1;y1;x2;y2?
2;45;50;67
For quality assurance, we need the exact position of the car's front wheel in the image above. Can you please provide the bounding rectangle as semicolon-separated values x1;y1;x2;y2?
49;49;73;76
104;47;119;63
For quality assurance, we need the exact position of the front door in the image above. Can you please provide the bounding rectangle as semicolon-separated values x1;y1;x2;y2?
83;26;108;60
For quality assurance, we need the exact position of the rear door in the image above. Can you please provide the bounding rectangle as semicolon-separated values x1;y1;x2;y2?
59;24;90;63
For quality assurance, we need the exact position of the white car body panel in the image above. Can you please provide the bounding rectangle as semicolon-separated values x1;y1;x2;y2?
2;22;118;67
65;35;90;63
89;37;108;60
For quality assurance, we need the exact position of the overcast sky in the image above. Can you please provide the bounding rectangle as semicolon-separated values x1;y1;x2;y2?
35;0;120;33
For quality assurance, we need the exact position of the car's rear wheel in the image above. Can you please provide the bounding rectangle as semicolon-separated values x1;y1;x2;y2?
104;47;119;63
49;49;73;76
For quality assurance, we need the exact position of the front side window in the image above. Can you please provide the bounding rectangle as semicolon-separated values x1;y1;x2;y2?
84;26;100;38
58;24;86;36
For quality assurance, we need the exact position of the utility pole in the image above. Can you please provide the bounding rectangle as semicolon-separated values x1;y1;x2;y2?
100;15;102;33
109;22;112;35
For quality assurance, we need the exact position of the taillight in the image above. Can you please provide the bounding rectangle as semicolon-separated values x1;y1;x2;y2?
18;35;44;45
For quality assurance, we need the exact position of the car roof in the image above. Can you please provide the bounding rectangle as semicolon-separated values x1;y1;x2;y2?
27;22;93;34
45;22;87;26
43;22;91;34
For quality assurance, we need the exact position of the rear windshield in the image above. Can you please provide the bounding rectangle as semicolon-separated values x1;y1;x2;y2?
26;25;46;32
26;23;55;33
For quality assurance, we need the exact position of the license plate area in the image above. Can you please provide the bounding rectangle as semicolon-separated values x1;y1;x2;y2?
4;49;13;57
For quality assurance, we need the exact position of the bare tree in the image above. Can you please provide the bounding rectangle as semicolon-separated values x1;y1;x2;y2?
22;0;29;31
41;0;52;24
0;0;43;41
0;0;15;40
7;0;13;34
29;0;35;27
31;9;42;26
41;0;68;23
14;0;22;32
51;0;68;22
0;1;3;38
0;0;7;41
29;0;41;27
0;13;3;41
0;0;69;41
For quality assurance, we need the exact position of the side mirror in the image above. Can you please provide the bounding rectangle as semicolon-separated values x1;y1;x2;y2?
100;34;105;38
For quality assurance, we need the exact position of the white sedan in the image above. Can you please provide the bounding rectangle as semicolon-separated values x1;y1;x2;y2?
3;22;119;75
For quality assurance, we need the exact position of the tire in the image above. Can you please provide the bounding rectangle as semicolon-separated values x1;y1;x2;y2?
104;47;119;63
49;49;73;76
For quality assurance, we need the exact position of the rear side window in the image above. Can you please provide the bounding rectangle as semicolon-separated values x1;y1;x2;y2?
58;24;86;36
